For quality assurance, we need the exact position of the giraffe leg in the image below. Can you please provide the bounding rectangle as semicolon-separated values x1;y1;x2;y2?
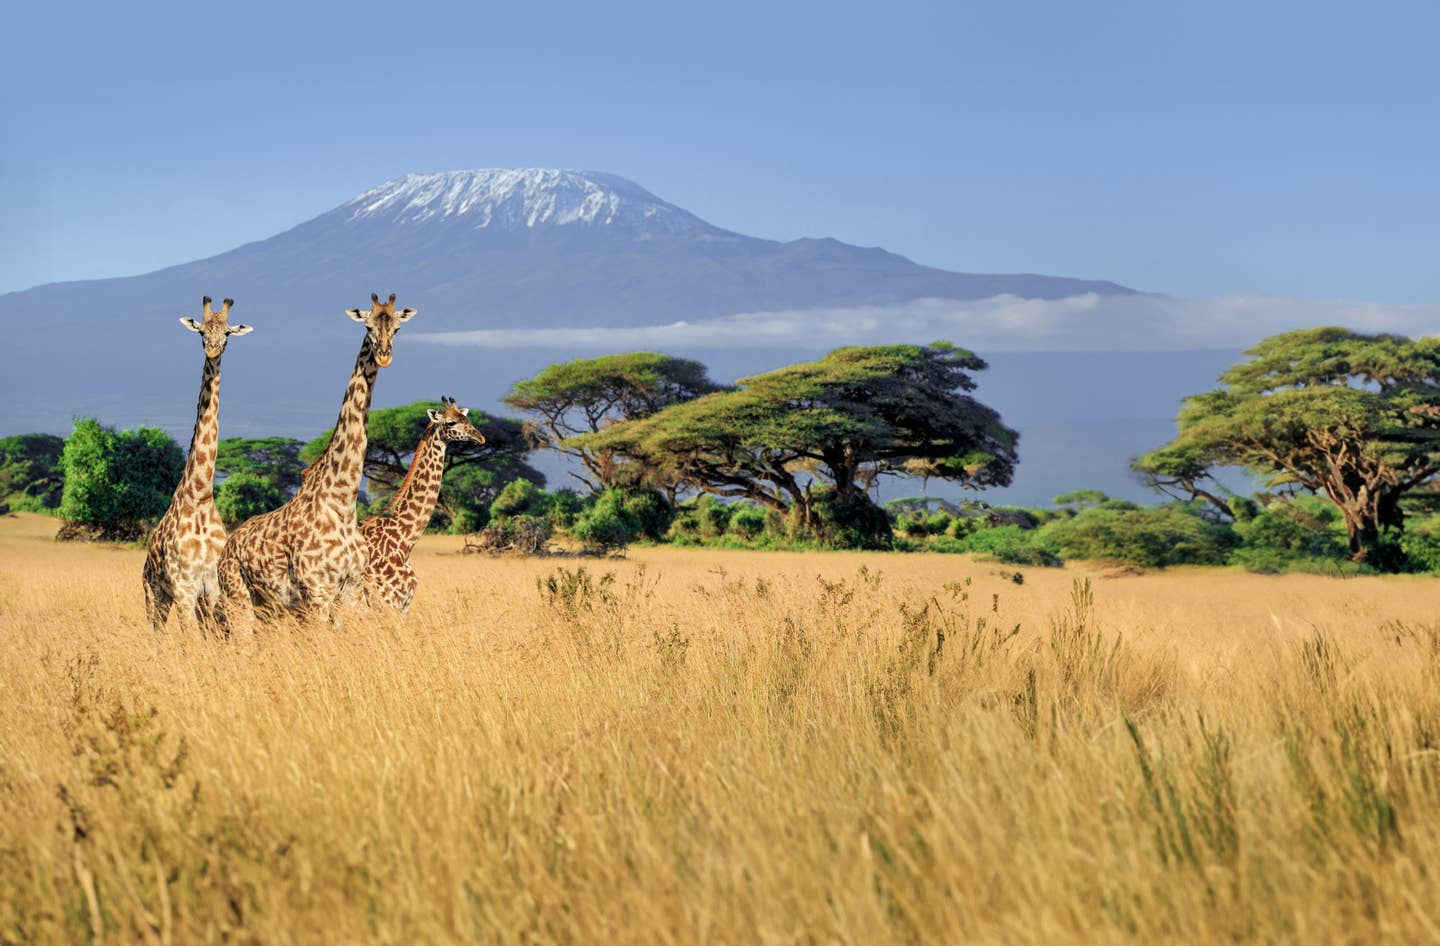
215;551;255;637
144;580;173;633
142;556;171;632
396;565;418;615
171;586;203;634
193;591;220;638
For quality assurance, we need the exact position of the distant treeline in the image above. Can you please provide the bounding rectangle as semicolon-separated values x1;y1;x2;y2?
4;328;1438;572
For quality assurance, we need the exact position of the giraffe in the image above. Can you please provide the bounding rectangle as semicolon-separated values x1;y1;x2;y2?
142;297;253;632
216;293;415;626
361;396;486;613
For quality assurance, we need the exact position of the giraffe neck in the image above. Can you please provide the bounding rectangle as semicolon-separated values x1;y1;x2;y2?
178;353;222;504
386;428;450;551
301;334;378;507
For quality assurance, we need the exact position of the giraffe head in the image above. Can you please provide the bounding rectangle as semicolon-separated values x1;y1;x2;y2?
179;296;252;358
346;292;416;367
426;396;487;446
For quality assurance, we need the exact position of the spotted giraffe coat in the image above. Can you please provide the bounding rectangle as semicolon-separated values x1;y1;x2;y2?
143;298;250;632
361;397;485;613
217;296;413;626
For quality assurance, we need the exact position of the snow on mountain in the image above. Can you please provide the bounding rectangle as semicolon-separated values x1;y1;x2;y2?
0;167;1170;502
345;169;711;234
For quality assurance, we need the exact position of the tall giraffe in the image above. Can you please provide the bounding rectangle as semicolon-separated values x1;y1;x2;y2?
361;396;486;613
217;293;415;625
143;297;253;632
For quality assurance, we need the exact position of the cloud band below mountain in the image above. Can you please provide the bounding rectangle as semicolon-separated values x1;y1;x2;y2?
410;293;1440;352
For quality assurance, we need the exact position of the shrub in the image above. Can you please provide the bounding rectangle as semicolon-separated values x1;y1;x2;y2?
960;525;1062;566
214;473;288;528
896;511;951;537
570;489;648;549
571;509;633;550
1400;515;1440;573
0;433;65;512
945;516;980;540
489;479;547;521
667;510;701;541
795;488;892;550
546;489;585;529
1039;503;1237;568
472;514;552;554
622;490;674;541
728;504;767;540
448;506;487;535
57;418;183;538
1233;497;1348;560
989;506;1042;529
696;496;732;539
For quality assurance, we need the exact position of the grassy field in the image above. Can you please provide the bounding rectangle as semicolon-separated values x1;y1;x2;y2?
3;511;1440;945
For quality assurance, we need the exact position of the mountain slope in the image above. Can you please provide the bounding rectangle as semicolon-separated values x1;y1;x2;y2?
1;168;1163;503
6;169;1135;336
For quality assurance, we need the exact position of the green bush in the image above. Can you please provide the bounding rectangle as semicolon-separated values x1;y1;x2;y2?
1039;503;1237;568
570;494;635;549
945;516;980;539
1400;515;1440;573
622;490;674;541
569;489;665;548
546;489;585;529
795;488;892;550
728;505;767;539
214;473;288;528
696;496;732;539
448;506;487;535
490;479;548;521
1232;497;1348;561
57;418;183;537
959;525;1062;566
0;433;65;512
667;510;701;541
896;511;952;537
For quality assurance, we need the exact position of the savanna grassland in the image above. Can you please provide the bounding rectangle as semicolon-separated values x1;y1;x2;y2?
3;511;1440;945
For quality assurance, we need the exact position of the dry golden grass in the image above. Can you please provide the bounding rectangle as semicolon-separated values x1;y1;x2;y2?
3;511;1440;945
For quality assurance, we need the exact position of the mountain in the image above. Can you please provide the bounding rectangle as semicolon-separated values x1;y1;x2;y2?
15;168;1131;335
2;168;1195;504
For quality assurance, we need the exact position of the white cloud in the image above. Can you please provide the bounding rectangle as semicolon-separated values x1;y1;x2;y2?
409;293;1440;352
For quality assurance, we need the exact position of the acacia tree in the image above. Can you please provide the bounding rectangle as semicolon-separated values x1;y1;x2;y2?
0;433;65;512
503;353;726;493
215;437;306;492
1135;327;1440;566
573;343;1018;527
302;401;543;527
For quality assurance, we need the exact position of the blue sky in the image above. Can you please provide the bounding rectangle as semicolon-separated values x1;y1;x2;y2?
4;0;1436;302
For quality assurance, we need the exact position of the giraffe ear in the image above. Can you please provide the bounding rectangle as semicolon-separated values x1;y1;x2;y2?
346;308;366;323
396;307;417;323
180;317;203;333
228;324;254;336
426;409;444;423
457;407;470;417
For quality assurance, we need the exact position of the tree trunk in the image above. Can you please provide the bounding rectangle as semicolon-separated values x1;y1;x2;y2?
1341;504;1400;569
1345;517;1380;563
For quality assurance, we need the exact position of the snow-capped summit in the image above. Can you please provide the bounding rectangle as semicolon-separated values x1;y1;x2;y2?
345;168;710;233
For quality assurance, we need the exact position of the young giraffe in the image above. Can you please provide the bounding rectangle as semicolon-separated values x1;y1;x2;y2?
361;396;486;613
143;297;253;632
217;293;415;626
